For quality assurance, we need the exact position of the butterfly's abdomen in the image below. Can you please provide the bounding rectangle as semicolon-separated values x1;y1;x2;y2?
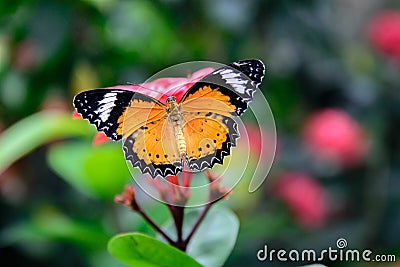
168;105;187;158
175;127;186;158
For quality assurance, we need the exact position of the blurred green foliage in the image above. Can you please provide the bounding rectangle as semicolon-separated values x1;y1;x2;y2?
48;142;131;200
1;0;400;267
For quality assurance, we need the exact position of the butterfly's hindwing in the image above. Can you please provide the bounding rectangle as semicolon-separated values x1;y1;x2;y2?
73;89;135;141
123;116;182;178
182;113;239;171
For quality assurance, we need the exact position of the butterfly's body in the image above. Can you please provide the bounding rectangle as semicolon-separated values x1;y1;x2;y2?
166;96;187;158
73;59;265;178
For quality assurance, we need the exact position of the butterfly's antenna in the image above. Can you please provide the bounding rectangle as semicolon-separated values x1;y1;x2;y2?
127;80;196;100
125;82;170;98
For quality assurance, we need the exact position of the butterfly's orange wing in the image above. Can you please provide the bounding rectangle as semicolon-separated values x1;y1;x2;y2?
120;94;167;138
181;110;239;171
180;85;240;171
179;60;264;171
122;94;182;177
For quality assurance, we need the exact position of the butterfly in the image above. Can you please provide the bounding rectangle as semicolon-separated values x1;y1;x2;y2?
73;59;265;178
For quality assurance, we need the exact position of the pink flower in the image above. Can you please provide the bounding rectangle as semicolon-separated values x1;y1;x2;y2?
106;67;214;105
147;171;193;205
115;185;138;210
368;10;400;61
92;132;110;146
274;172;328;229
74;67;214;144
72;110;83;119
302;109;368;167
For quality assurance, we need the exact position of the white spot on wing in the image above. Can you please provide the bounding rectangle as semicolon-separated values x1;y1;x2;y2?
99;92;117;104
96;92;118;122
215;69;249;94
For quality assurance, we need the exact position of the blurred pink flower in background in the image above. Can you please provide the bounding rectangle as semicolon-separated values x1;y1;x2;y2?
74;67;214;144
302;109;368;167
274;172;328;229
40;94;70;112
245;124;275;158
368;10;400;61
12;39;39;72
246;125;263;159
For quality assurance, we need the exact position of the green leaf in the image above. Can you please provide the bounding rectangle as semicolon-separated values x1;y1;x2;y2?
47;141;133;200
0;111;94;175
108;232;203;267
160;206;239;267
187;207;239;267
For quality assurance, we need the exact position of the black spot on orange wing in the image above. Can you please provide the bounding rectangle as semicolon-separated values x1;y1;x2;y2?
124;135;182;177
183;115;240;172
123;117;182;178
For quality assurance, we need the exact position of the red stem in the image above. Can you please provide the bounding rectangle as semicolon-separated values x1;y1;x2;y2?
134;205;175;245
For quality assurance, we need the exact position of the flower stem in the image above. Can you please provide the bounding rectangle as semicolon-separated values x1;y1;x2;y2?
168;205;186;251
135;206;175;245
183;203;212;249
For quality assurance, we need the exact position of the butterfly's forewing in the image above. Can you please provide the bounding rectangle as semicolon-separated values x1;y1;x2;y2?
73;89;135;141
228;59;265;88
120;94;167;138
179;59;265;171
180;59;265;116
74;89;181;177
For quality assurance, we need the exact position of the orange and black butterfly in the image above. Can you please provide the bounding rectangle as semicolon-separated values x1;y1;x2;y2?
73;59;265;177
